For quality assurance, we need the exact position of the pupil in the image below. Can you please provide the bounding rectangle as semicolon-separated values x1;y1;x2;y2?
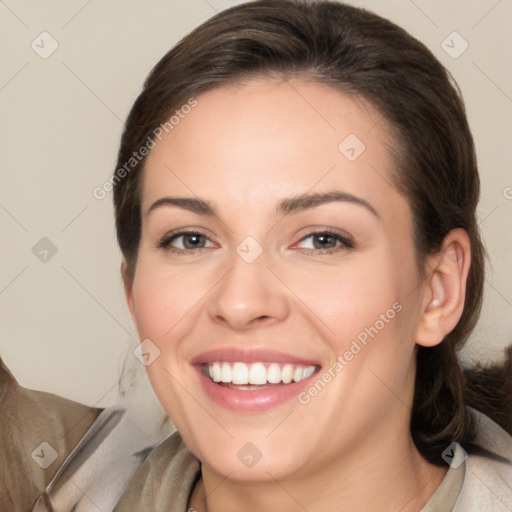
314;234;335;249
184;234;204;249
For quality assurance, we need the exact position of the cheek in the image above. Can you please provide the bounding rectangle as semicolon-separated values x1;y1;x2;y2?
291;253;417;403
129;260;208;423
129;263;196;405
131;271;174;339
329;259;419;401
131;259;207;342
282;256;405;350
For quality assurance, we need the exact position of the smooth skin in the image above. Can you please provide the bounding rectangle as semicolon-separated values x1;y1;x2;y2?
124;78;471;512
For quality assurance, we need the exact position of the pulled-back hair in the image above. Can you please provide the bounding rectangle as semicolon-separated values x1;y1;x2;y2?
113;0;488;464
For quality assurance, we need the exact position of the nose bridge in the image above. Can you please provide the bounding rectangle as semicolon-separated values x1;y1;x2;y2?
206;240;289;329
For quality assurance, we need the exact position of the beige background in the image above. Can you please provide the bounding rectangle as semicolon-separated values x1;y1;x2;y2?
1;0;511;408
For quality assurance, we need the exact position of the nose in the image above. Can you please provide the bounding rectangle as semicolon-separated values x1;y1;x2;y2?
206;249;290;331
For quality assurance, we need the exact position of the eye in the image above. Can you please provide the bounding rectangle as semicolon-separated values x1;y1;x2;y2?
157;229;354;255
158;230;215;254
295;230;354;254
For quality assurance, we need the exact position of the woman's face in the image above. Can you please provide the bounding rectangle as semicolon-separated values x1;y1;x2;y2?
126;78;428;480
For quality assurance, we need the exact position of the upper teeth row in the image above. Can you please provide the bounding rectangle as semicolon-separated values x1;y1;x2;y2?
207;362;316;385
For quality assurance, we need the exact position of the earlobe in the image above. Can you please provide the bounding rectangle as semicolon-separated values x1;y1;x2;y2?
415;229;471;348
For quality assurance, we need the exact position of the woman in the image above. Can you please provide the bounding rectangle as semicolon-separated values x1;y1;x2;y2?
111;0;511;510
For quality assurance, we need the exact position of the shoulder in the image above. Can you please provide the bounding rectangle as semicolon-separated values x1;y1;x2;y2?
0;358;100;453
454;408;512;511
0;358;100;510
114;430;201;511
0;357;159;511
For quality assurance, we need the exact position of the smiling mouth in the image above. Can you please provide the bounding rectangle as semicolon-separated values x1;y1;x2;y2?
201;361;320;390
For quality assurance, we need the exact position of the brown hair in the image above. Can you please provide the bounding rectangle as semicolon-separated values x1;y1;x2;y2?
113;0;488;464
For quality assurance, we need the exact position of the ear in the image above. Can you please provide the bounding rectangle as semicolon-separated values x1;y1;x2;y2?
122;261;137;326
415;228;472;348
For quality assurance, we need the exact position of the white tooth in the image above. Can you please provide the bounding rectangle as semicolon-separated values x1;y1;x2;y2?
267;363;281;384
211;362;221;382
302;365;315;379
221;362;232;383
293;366;303;382
249;362;267;385
282;364;293;384
232;362;249;385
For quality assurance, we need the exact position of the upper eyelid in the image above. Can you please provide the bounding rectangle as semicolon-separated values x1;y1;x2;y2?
160;227;214;240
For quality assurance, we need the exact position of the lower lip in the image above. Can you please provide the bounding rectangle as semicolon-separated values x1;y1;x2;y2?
194;366;317;413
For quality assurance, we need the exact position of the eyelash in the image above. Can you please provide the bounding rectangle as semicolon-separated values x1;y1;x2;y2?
157;229;355;255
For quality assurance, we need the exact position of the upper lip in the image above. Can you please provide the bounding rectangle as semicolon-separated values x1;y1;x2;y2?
190;348;320;367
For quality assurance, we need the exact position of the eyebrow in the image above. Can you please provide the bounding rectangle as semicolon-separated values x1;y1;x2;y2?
146;191;381;220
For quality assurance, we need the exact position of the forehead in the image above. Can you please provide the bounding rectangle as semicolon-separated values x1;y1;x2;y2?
142;77;410;227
